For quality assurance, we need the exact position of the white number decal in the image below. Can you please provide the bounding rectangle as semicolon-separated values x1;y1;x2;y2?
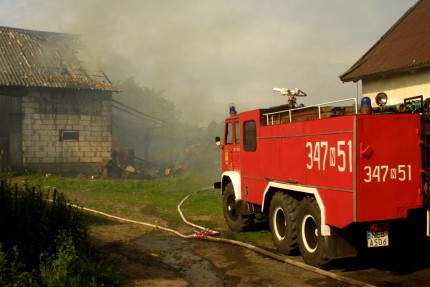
306;140;352;172
381;166;389;182
364;166;371;183
314;141;320;170
306;142;313;169
337;141;346;172
398;165;406;181
363;165;412;183
321;141;328;171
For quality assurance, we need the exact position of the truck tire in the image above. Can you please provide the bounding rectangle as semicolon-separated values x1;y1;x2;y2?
269;192;300;255
297;196;329;268
223;183;254;232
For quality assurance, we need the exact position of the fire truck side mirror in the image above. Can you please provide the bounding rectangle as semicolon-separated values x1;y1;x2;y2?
215;136;222;148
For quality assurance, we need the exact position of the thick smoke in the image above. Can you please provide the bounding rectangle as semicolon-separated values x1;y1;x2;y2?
1;0;416;126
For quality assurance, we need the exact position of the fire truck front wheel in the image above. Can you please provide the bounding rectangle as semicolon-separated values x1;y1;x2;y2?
297;197;329;268
269;192;300;255
223;183;254;232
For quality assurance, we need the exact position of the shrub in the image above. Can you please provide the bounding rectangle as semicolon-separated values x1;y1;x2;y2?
0;181;124;286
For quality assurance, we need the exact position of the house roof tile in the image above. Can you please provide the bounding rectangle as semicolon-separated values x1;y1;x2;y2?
339;0;430;82
0;26;118;92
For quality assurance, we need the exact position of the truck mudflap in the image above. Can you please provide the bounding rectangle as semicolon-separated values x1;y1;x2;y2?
214;181;221;189
323;227;358;261
317;214;427;264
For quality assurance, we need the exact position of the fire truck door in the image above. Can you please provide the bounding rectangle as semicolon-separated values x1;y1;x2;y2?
223;119;241;172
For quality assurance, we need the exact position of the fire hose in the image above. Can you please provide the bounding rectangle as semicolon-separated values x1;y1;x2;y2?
74;187;376;287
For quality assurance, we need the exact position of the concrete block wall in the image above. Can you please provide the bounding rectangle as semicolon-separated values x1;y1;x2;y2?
21;89;112;172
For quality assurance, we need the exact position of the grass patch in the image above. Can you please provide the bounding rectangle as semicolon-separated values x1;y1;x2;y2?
17;172;276;258
19;173;219;223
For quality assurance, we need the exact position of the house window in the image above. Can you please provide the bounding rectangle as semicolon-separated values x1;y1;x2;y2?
60;130;79;141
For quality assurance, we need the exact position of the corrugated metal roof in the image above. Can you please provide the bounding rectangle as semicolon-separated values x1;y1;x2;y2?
339;0;430;82
0;26;118;92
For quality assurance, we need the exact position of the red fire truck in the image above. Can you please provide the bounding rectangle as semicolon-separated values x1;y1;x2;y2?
214;88;430;268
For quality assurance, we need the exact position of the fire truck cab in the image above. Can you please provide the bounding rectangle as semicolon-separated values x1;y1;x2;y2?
215;90;430;268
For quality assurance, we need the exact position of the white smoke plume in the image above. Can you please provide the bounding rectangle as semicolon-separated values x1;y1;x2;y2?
1;0;416;126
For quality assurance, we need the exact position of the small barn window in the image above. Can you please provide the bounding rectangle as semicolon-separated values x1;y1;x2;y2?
60;130;79;141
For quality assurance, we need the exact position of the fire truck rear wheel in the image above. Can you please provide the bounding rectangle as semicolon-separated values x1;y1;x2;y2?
297;197;329;268
223;183;254;232
269;192;300;255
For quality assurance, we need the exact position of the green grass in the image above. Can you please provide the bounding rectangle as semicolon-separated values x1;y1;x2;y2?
18;172;275;251
19;173;219;223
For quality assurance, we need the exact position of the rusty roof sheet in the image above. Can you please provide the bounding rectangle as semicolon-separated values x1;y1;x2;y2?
0;26;118;92
340;0;430;82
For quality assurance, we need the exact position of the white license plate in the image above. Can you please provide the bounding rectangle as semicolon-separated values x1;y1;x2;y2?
367;230;389;247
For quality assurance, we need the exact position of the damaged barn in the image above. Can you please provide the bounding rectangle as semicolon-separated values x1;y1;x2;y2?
0;26;118;174
109;99;187;179
0;26;191;177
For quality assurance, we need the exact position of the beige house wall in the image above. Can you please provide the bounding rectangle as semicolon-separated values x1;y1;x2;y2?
21;89;112;174
362;69;430;107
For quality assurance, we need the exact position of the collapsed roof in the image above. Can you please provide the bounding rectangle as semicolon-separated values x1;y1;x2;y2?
0;26;118;92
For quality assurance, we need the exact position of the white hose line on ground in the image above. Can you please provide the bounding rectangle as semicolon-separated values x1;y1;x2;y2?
177;187;376;287
201;236;376;287
69;187;376;287
72;204;196;239
177;186;220;236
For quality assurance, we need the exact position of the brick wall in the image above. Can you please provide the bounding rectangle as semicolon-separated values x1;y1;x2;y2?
21;89;112;173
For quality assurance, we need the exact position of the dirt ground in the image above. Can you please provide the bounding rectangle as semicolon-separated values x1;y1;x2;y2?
89;215;351;287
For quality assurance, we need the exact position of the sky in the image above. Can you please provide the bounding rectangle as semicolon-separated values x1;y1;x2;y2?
0;0;418;126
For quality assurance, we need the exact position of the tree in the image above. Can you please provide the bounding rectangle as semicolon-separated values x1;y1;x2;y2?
111;77;223;176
